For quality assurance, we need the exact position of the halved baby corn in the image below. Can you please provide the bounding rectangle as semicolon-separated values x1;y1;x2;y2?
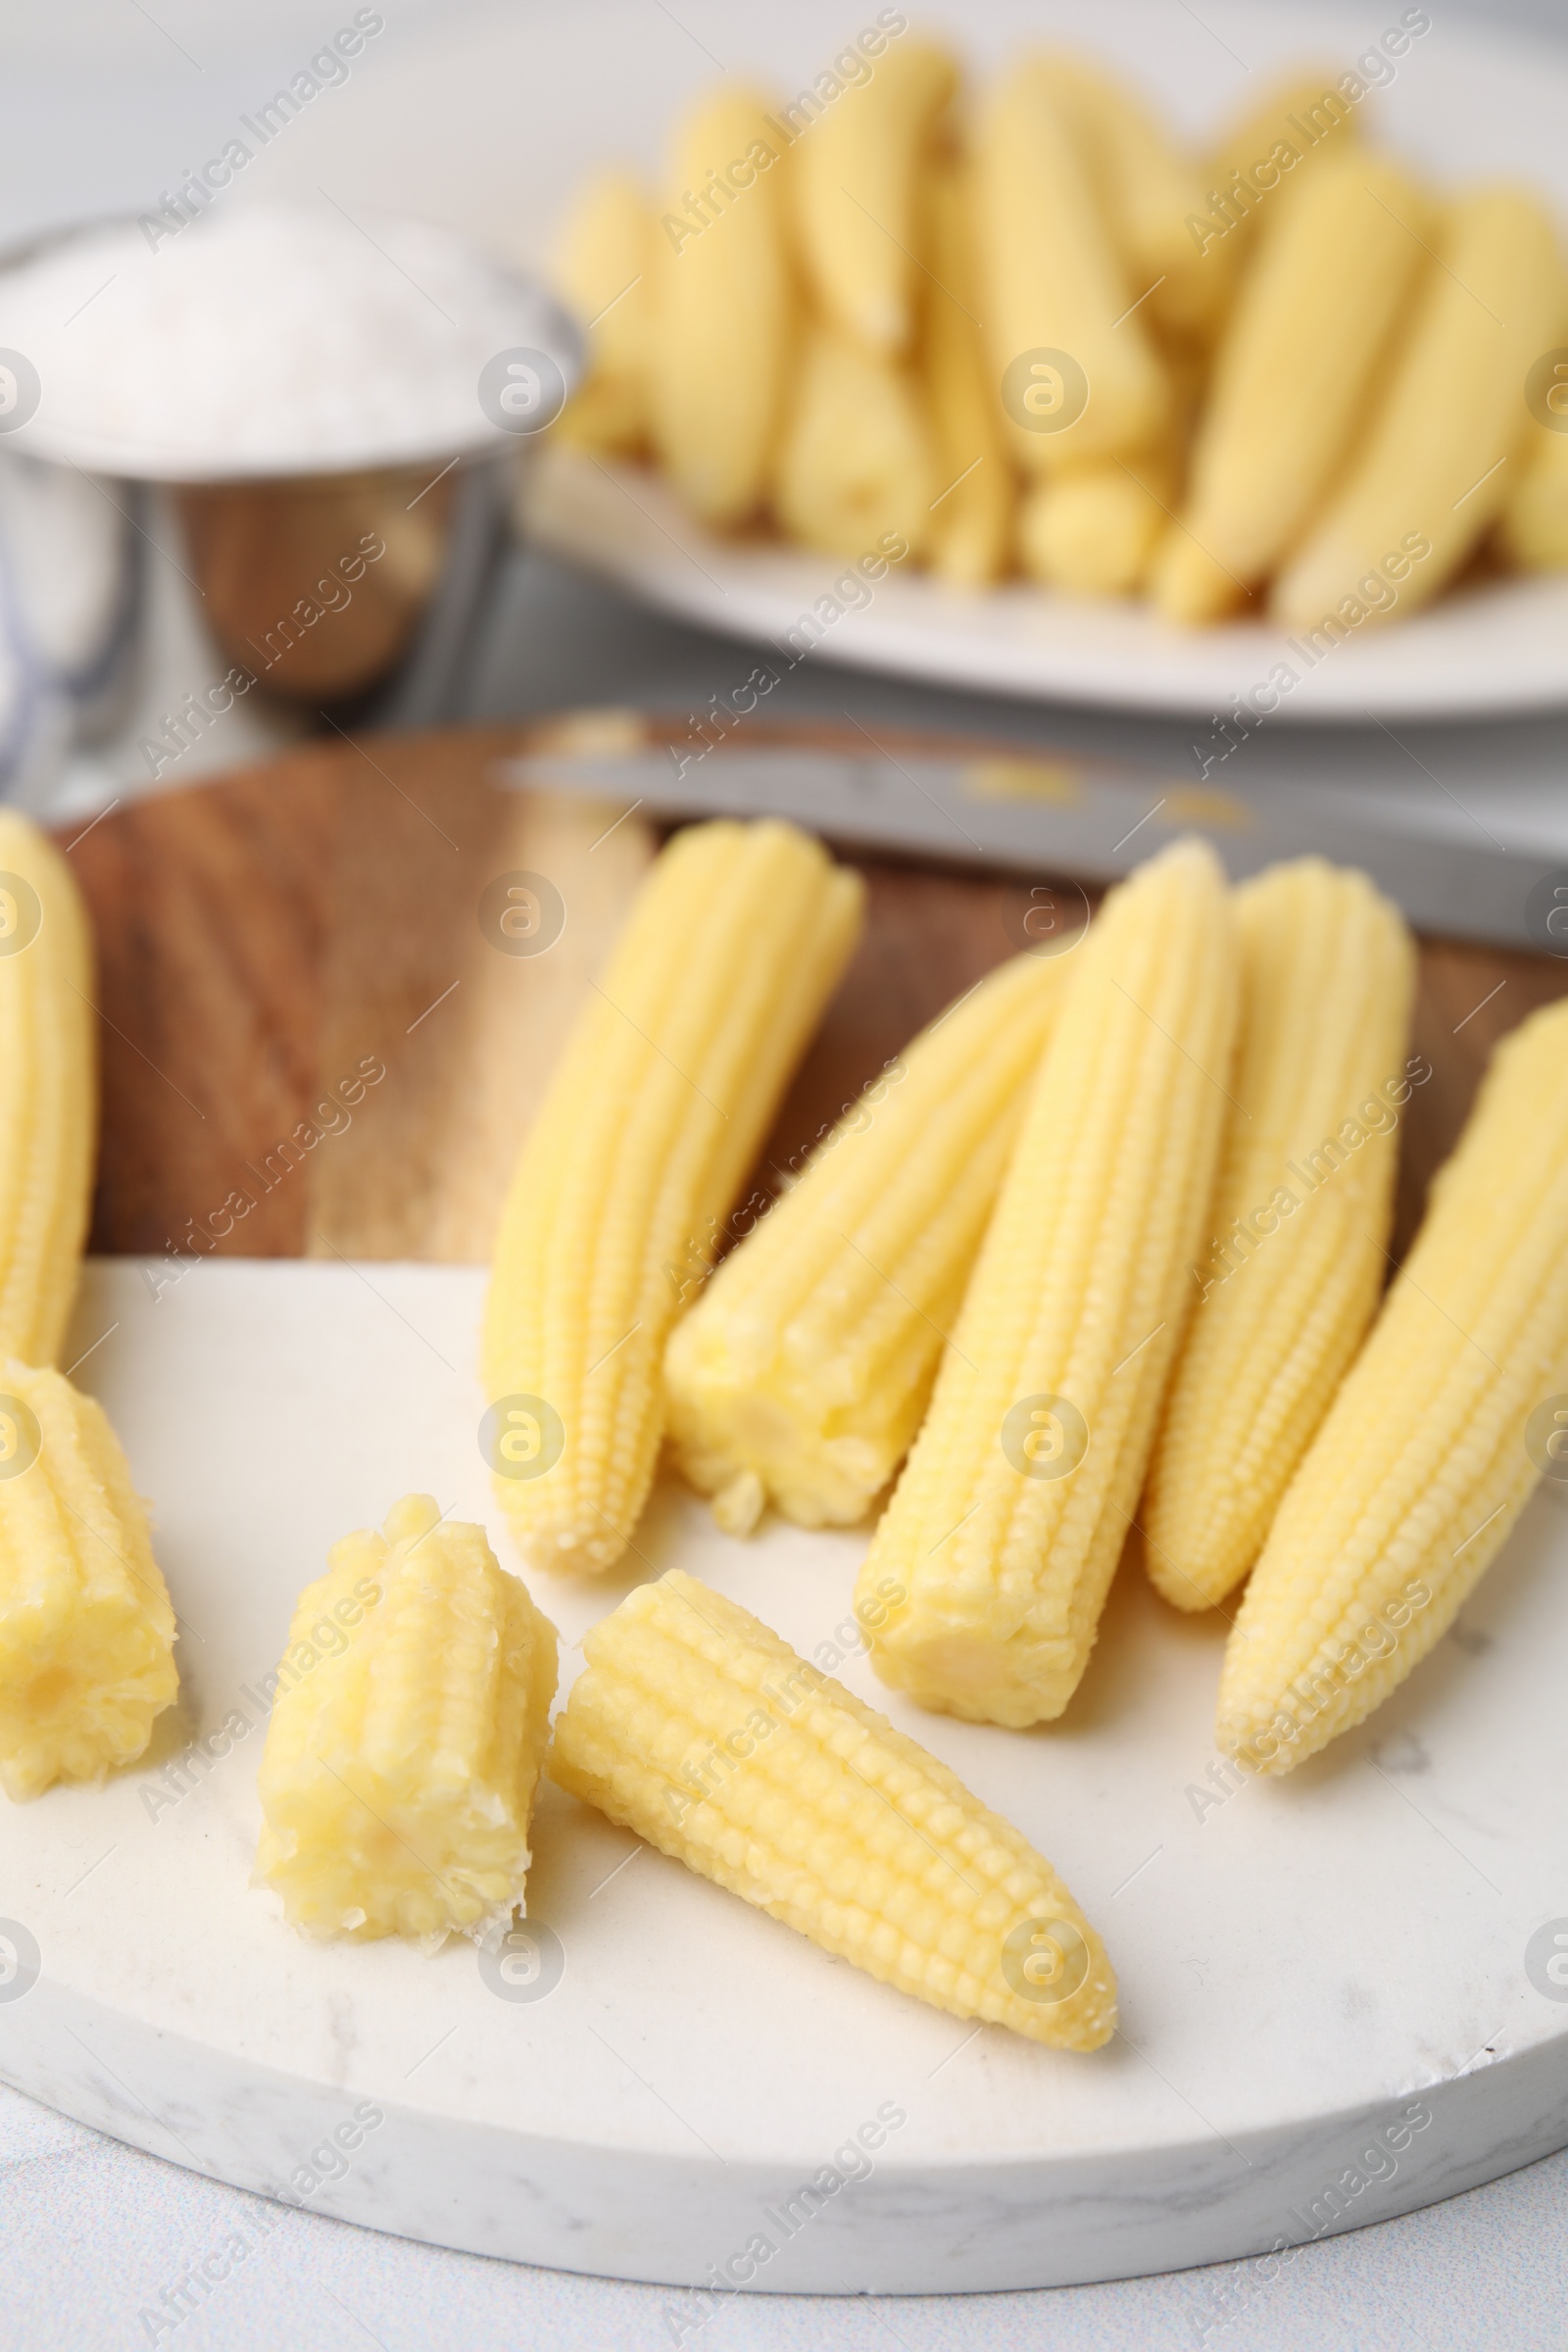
664;950;1067;1535
0;810;97;1367
255;1495;559;1943
0;1361;176;1800
548;1570;1116;2049
1151;148;1429;624
1218;998;1568;1773
774;327;937;561
1145;861;1416;1611
483;819;863;1574
790;39;957;357
1019;447;1174;598
856;840;1239;1728
1274;188;1568;630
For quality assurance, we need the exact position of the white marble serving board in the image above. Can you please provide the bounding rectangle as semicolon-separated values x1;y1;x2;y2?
1;1258;1566;2294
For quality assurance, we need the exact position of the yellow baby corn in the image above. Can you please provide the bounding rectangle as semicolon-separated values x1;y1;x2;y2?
0;810;96;1367
649;89;794;525
549;1570;1116;2049
483;820;863;1575
255;1495;558;1943
791;39;957;357
1151;149;1429;624
664;951;1067;1536
922;164;1013;588
1019;451;1172;597
975;61;1167;475
1046;55;1231;342
857;839;1239;1729
1498;419;1568;570
1218;998;1568;1774
1205;73;1361;249
553;172;653;455
0;1361;176;1801
1275;189;1568;630
774;328;936;562
1145;860;1415;1612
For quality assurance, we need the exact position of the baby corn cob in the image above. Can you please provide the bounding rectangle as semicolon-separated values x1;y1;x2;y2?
1151;149;1429;624
791;40;957;357
1218;998;1568;1774
664;951;1067;1536
975;62;1167;475
857;840;1239;1729
0;810;97;1367
1019;450;1173;597
1275;189;1568;630
649;90;794;525
1145;861;1416;1612
553;172;653;455
774;329;936;562
255;1495;559;1943
1498;419;1568;571
1045;56;1231;343
549;1570;1116;2049
1205;73;1361;251
0;1361;176;1800
922;163;1013;588
483;820;863;1574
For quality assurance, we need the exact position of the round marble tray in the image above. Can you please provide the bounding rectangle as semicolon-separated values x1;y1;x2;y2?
3;1258;1566;2295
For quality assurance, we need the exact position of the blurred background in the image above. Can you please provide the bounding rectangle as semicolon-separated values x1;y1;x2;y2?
2;0;1566;892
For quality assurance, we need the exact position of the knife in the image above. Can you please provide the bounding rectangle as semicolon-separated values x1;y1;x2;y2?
496;735;1567;954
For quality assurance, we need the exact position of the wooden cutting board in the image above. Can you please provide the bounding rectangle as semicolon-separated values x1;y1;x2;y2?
62;717;1568;1271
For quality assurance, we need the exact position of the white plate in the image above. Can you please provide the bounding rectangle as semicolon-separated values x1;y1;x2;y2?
228;0;1568;718
2;1258;1566;2294
526;447;1568;720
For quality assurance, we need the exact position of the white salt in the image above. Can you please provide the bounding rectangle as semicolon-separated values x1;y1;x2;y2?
0;202;577;481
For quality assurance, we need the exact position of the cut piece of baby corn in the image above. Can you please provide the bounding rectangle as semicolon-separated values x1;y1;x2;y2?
664;951;1068;1535
975;61;1167;475
649;89;794;526
548;1570;1116;2049
1218;998;1568;1774
1275;189;1568;631
773;328;936;562
0;1361;176;1800
255;1495;559;1943
1151;149;1430;624
1145;860;1416;1612
553;171;654;455
1498;418;1568;571
1019;450;1173;597
0;810;97;1367
790;39;957;357
483;820;863;1575
922;163;1014;588
857;840;1239;1729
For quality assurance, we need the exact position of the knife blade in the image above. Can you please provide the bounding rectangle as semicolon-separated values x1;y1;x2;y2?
495;740;1567;954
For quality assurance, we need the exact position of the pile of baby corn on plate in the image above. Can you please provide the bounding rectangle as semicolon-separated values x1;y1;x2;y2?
3;804;1567;2061
553;35;1568;621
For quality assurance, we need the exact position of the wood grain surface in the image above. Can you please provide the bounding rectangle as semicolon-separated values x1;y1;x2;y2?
58;718;1568;1273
